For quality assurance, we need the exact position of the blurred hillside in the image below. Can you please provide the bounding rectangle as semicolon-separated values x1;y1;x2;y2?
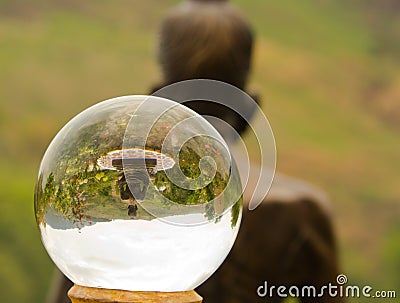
0;0;399;302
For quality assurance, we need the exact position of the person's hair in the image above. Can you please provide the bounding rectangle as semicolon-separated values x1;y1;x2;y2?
155;0;257;136
158;0;253;90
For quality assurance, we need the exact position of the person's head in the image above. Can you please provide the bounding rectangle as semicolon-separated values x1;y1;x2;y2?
158;0;254;90
154;0;257;137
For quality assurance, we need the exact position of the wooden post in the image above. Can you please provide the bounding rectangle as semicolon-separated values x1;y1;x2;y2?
68;285;203;303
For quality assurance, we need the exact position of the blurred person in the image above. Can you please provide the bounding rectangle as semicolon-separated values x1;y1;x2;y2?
154;0;343;302
48;0;342;302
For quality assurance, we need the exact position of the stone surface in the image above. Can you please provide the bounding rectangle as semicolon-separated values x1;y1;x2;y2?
68;285;203;303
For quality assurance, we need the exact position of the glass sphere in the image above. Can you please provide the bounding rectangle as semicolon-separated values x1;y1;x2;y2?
35;95;242;291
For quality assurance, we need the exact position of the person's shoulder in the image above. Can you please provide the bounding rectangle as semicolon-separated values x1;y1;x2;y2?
265;171;332;214
234;155;332;215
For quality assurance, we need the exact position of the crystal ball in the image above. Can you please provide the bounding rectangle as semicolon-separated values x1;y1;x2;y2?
34;95;242;291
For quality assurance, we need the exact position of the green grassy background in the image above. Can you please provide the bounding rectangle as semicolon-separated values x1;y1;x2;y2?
0;0;399;302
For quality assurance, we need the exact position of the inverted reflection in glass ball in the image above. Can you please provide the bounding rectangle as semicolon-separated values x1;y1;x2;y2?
35;95;242;291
